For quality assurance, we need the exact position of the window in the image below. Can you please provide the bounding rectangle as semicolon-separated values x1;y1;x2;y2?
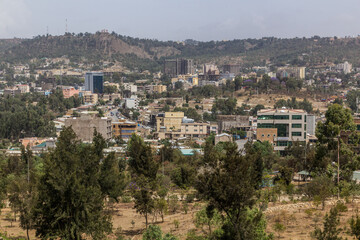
304;132;306;139
304;124;307;131
258;123;275;128
121;130;135;133
292;115;302;120
261;134;265;137
258;115;274;120
278;141;289;146
267;134;270;137
274;115;289;120
275;124;289;137
292;124;302;128
292;132;302;136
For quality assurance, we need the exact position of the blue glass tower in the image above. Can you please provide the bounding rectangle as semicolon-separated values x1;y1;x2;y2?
85;72;104;93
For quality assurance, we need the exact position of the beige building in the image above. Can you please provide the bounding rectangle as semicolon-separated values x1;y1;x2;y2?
81;91;98;104
146;85;167;94
65;114;112;142
156;112;184;132
180;122;208;138
103;93;121;102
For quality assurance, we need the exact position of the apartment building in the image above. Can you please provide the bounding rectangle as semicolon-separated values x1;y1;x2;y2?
103;93;121;102
112;120;137;139
65;113;112;142
181;122;208;138
257;108;307;152
123;83;137;94
156;112;184;132
16;84;30;93
80;91;98;104
164;59;194;77
222;64;241;75
3;88;22;97
146;85;167;94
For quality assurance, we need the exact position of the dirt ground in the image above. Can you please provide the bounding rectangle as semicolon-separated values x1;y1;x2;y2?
2;199;360;240
0;201;201;240
265;198;360;240
236;90;329;113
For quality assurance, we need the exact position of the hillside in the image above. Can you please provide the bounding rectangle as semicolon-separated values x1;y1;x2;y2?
2;32;360;71
0;39;23;53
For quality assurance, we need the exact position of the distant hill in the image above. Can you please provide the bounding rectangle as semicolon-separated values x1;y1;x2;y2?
0;38;23;53
2;32;360;71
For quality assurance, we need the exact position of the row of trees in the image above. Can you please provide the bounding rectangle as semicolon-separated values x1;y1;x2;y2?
0;89;81;140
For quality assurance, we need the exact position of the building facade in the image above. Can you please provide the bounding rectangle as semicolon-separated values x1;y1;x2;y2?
65;114;112;142
112;120;137;139
257;109;307;151
164;59;194;77
156;112;184;132
85;72;104;93
217;115;251;133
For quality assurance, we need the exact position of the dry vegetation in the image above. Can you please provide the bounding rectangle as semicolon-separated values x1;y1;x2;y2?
2;198;360;239
236;91;329;112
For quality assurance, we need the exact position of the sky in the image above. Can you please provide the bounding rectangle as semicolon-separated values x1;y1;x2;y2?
1;0;360;41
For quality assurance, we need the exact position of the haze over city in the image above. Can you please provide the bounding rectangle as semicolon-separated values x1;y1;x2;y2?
1;0;360;40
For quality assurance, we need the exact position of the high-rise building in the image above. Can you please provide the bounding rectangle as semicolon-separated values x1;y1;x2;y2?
85;72;104;93
222;64;241;75
164;59;194;77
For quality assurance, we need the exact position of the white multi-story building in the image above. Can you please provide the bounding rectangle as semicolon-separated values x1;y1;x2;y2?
257;108;307;152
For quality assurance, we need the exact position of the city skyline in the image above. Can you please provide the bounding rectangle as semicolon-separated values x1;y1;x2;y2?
1;0;360;41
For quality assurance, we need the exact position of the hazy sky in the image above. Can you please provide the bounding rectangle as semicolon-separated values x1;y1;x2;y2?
1;0;360;41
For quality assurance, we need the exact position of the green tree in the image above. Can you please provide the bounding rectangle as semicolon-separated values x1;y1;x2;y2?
127;134;159;180
142;225;178;240
194;205;222;237
32;127;112;239
127;134;159;228
99;152;126;201
349;214;360;239
316;104;355;145
170;163;196;189
304;175;334;210
196;142;272;239
346;90;360;111
313;207;342;240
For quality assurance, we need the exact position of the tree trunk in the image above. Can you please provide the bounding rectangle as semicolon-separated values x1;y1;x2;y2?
26;227;30;240
145;212;148;229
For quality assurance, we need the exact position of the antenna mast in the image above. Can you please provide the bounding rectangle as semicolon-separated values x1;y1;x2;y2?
65;19;68;33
